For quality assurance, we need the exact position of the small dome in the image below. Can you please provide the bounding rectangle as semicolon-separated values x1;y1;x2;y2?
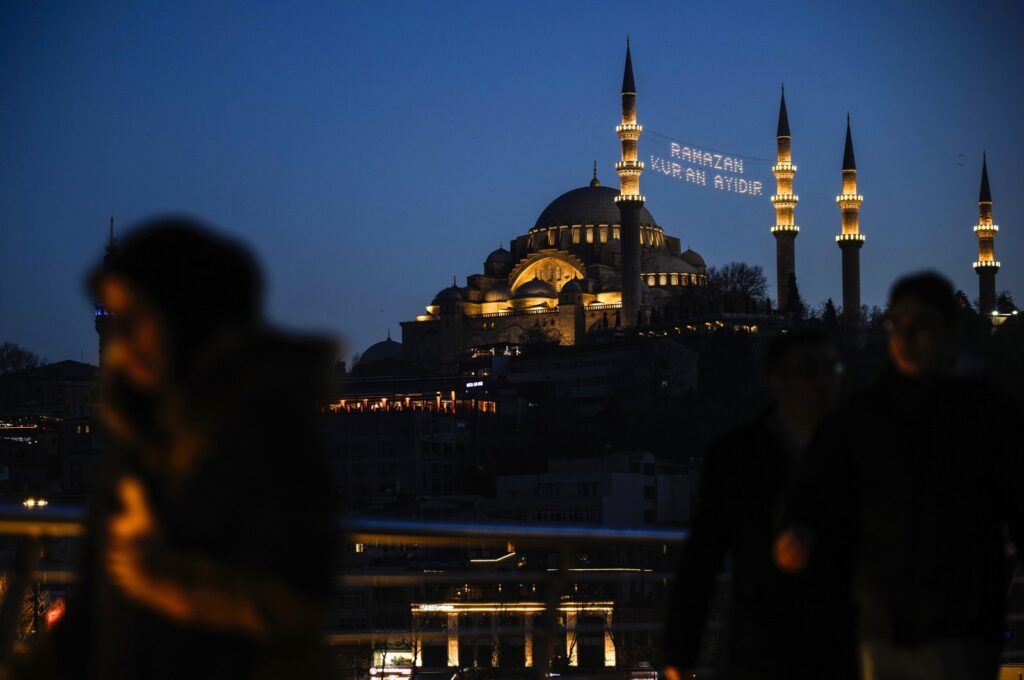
432;285;464;304
512;277;556;299
360;334;403;365
483;284;511;302
681;248;706;268
645;253;699;274
561;278;584;294
485;247;515;266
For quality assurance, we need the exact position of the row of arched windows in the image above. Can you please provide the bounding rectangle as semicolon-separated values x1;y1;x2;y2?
646;272;702;287
529;225;666;248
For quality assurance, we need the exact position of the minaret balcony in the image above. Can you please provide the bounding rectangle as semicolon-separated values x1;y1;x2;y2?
973;260;1000;270
615;160;644;174
615;123;642;140
771;163;796;173
835;233;866;243
770;194;799;205
771;224;800;234
614;193;646;204
836;194;863;203
973;224;999;233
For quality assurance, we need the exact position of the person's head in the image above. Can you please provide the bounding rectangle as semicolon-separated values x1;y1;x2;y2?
766;330;839;430
886;272;957;378
89;217;263;392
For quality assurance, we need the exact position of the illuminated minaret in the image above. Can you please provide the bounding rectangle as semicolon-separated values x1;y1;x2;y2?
972;153;999;315
770;85;799;311
615;37;645;327
835;114;865;328
94;217;117;365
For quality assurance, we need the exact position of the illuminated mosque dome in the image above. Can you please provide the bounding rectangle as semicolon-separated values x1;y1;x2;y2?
533;184;657;230
512;277;556;300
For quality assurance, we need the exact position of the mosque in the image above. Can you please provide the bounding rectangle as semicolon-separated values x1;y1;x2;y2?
397;42;711;368
91;44;1008;371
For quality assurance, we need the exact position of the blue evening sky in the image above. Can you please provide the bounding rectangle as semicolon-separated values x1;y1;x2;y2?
2;1;1021;364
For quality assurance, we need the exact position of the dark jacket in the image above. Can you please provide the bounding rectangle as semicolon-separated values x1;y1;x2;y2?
44;330;335;680
785;369;1023;645
664;412;858;679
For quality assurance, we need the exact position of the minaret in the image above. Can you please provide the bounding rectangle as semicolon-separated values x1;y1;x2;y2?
614;38;645;328
94;217;117;365
770;85;799;312
972;153;999;314
835;114;865;328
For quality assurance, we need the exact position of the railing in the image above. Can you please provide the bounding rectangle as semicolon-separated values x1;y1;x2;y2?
0;504;688;678
2;504;1022;676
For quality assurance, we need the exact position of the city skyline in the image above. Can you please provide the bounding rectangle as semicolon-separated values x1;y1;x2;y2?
2;1;1022;363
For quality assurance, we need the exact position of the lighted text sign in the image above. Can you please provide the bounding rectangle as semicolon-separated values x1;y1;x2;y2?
648;141;763;197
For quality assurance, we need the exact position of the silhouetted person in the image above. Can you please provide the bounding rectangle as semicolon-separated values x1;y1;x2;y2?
664;330;857;680
775;272;1023;680
33;218;336;679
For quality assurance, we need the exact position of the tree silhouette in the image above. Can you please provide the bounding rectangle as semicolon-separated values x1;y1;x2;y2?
0;342;43;374
784;272;806;321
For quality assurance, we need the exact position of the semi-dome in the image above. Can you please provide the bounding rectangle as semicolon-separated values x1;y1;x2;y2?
534;185;657;229
512;277;556;299
360;333;403;365
483;284;511;302
681;248;706;268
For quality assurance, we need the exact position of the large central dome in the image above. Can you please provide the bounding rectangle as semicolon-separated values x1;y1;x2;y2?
533;185;658;229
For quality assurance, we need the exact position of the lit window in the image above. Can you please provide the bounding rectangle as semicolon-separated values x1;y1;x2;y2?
613;227;620;240
671;274;679;286
599;226;608;243
586;228;594;244
572;227;580;244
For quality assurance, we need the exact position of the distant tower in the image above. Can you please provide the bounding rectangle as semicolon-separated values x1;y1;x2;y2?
94;217;117;365
972;153;999;315
615;38;645;328
835;115;865;328
770;85;799;311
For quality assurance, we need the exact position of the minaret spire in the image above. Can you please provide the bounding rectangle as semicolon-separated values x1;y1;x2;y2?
973;152;999;314
590;160;600;187
842;113;856;170
836;114;865;331
771;86;799;312
979;151;992;203
614;38;645;327
622;37;636;94
777;84;791;137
